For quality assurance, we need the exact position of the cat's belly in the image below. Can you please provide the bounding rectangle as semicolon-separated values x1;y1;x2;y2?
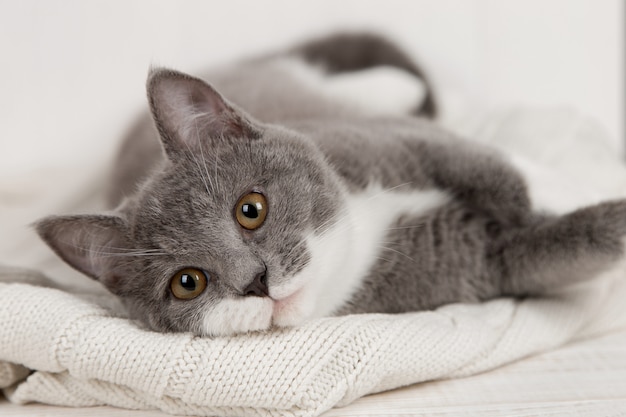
269;185;449;326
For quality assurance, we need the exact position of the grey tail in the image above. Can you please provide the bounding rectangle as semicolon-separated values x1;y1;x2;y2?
493;200;626;296
293;32;437;118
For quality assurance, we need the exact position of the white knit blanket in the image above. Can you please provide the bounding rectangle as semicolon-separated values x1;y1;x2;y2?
2;108;626;416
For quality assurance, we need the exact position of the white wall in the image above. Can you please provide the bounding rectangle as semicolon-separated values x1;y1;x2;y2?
0;0;623;181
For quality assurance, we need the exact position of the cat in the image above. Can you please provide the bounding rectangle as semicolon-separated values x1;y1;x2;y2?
35;33;626;336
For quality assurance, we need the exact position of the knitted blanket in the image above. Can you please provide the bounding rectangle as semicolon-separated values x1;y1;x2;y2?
1;108;626;416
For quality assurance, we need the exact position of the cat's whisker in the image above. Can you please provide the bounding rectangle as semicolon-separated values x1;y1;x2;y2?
309;220;354;252
84;247;166;253
375;255;394;264
184;148;213;196
302;183;423;259
87;251;169;259
286;208;359;263
113;258;151;273
384;224;425;231
363;182;414;203
88;249;168;257
313;182;415;237
375;226;426;242
195;122;217;195
92;246;166;253
377;245;417;263
282;205;353;261
213;139;223;196
313;183;416;238
198;141;217;196
55;239;168;259
287;214;348;259
183;113;214;196
311;205;351;236
83;245;168;256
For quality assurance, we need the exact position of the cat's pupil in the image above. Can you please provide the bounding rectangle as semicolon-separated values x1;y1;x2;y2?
180;274;196;291
242;204;259;219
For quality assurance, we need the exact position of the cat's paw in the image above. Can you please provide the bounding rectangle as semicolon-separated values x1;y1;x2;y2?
198;297;274;337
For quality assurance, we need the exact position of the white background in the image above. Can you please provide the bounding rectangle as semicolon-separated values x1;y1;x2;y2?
0;0;623;181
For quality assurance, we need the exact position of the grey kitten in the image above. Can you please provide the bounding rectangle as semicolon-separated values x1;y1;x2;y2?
36;33;626;336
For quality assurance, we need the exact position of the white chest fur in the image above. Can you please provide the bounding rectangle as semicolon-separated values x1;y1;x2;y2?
270;185;449;326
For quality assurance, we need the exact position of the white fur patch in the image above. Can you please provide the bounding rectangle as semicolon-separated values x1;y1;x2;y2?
270;185;449;327
275;58;426;116
322;67;427;115
201;297;273;337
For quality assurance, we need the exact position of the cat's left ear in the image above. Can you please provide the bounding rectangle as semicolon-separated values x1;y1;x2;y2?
147;67;262;158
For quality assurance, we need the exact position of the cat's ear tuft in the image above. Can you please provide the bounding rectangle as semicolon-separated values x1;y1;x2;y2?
35;214;131;293
147;67;262;158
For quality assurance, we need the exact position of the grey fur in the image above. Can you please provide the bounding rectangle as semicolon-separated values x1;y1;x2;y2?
36;34;626;335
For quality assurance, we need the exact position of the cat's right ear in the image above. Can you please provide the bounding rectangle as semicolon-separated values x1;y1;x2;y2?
147;67;262;159
35;214;130;294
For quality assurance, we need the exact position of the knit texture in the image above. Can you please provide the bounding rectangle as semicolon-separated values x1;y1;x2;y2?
1;108;626;416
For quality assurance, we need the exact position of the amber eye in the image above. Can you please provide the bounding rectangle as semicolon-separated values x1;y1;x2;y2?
170;268;208;300
235;192;268;230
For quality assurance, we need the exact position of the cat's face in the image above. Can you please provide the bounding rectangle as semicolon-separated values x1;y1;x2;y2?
36;69;344;336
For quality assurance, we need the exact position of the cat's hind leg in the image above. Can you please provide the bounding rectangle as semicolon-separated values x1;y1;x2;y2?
492;200;626;296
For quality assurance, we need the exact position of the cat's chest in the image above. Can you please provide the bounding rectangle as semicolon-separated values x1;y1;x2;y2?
301;185;450;319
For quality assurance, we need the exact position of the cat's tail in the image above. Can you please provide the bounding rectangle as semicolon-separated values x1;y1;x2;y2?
292;32;438;118
493;199;626;296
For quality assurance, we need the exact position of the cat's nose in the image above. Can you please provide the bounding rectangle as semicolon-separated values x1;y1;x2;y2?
243;269;269;297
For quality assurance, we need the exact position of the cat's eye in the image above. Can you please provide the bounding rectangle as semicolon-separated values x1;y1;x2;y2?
170;268;208;300
235;192;268;230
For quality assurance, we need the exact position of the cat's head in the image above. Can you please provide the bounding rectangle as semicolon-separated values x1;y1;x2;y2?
36;68;346;336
